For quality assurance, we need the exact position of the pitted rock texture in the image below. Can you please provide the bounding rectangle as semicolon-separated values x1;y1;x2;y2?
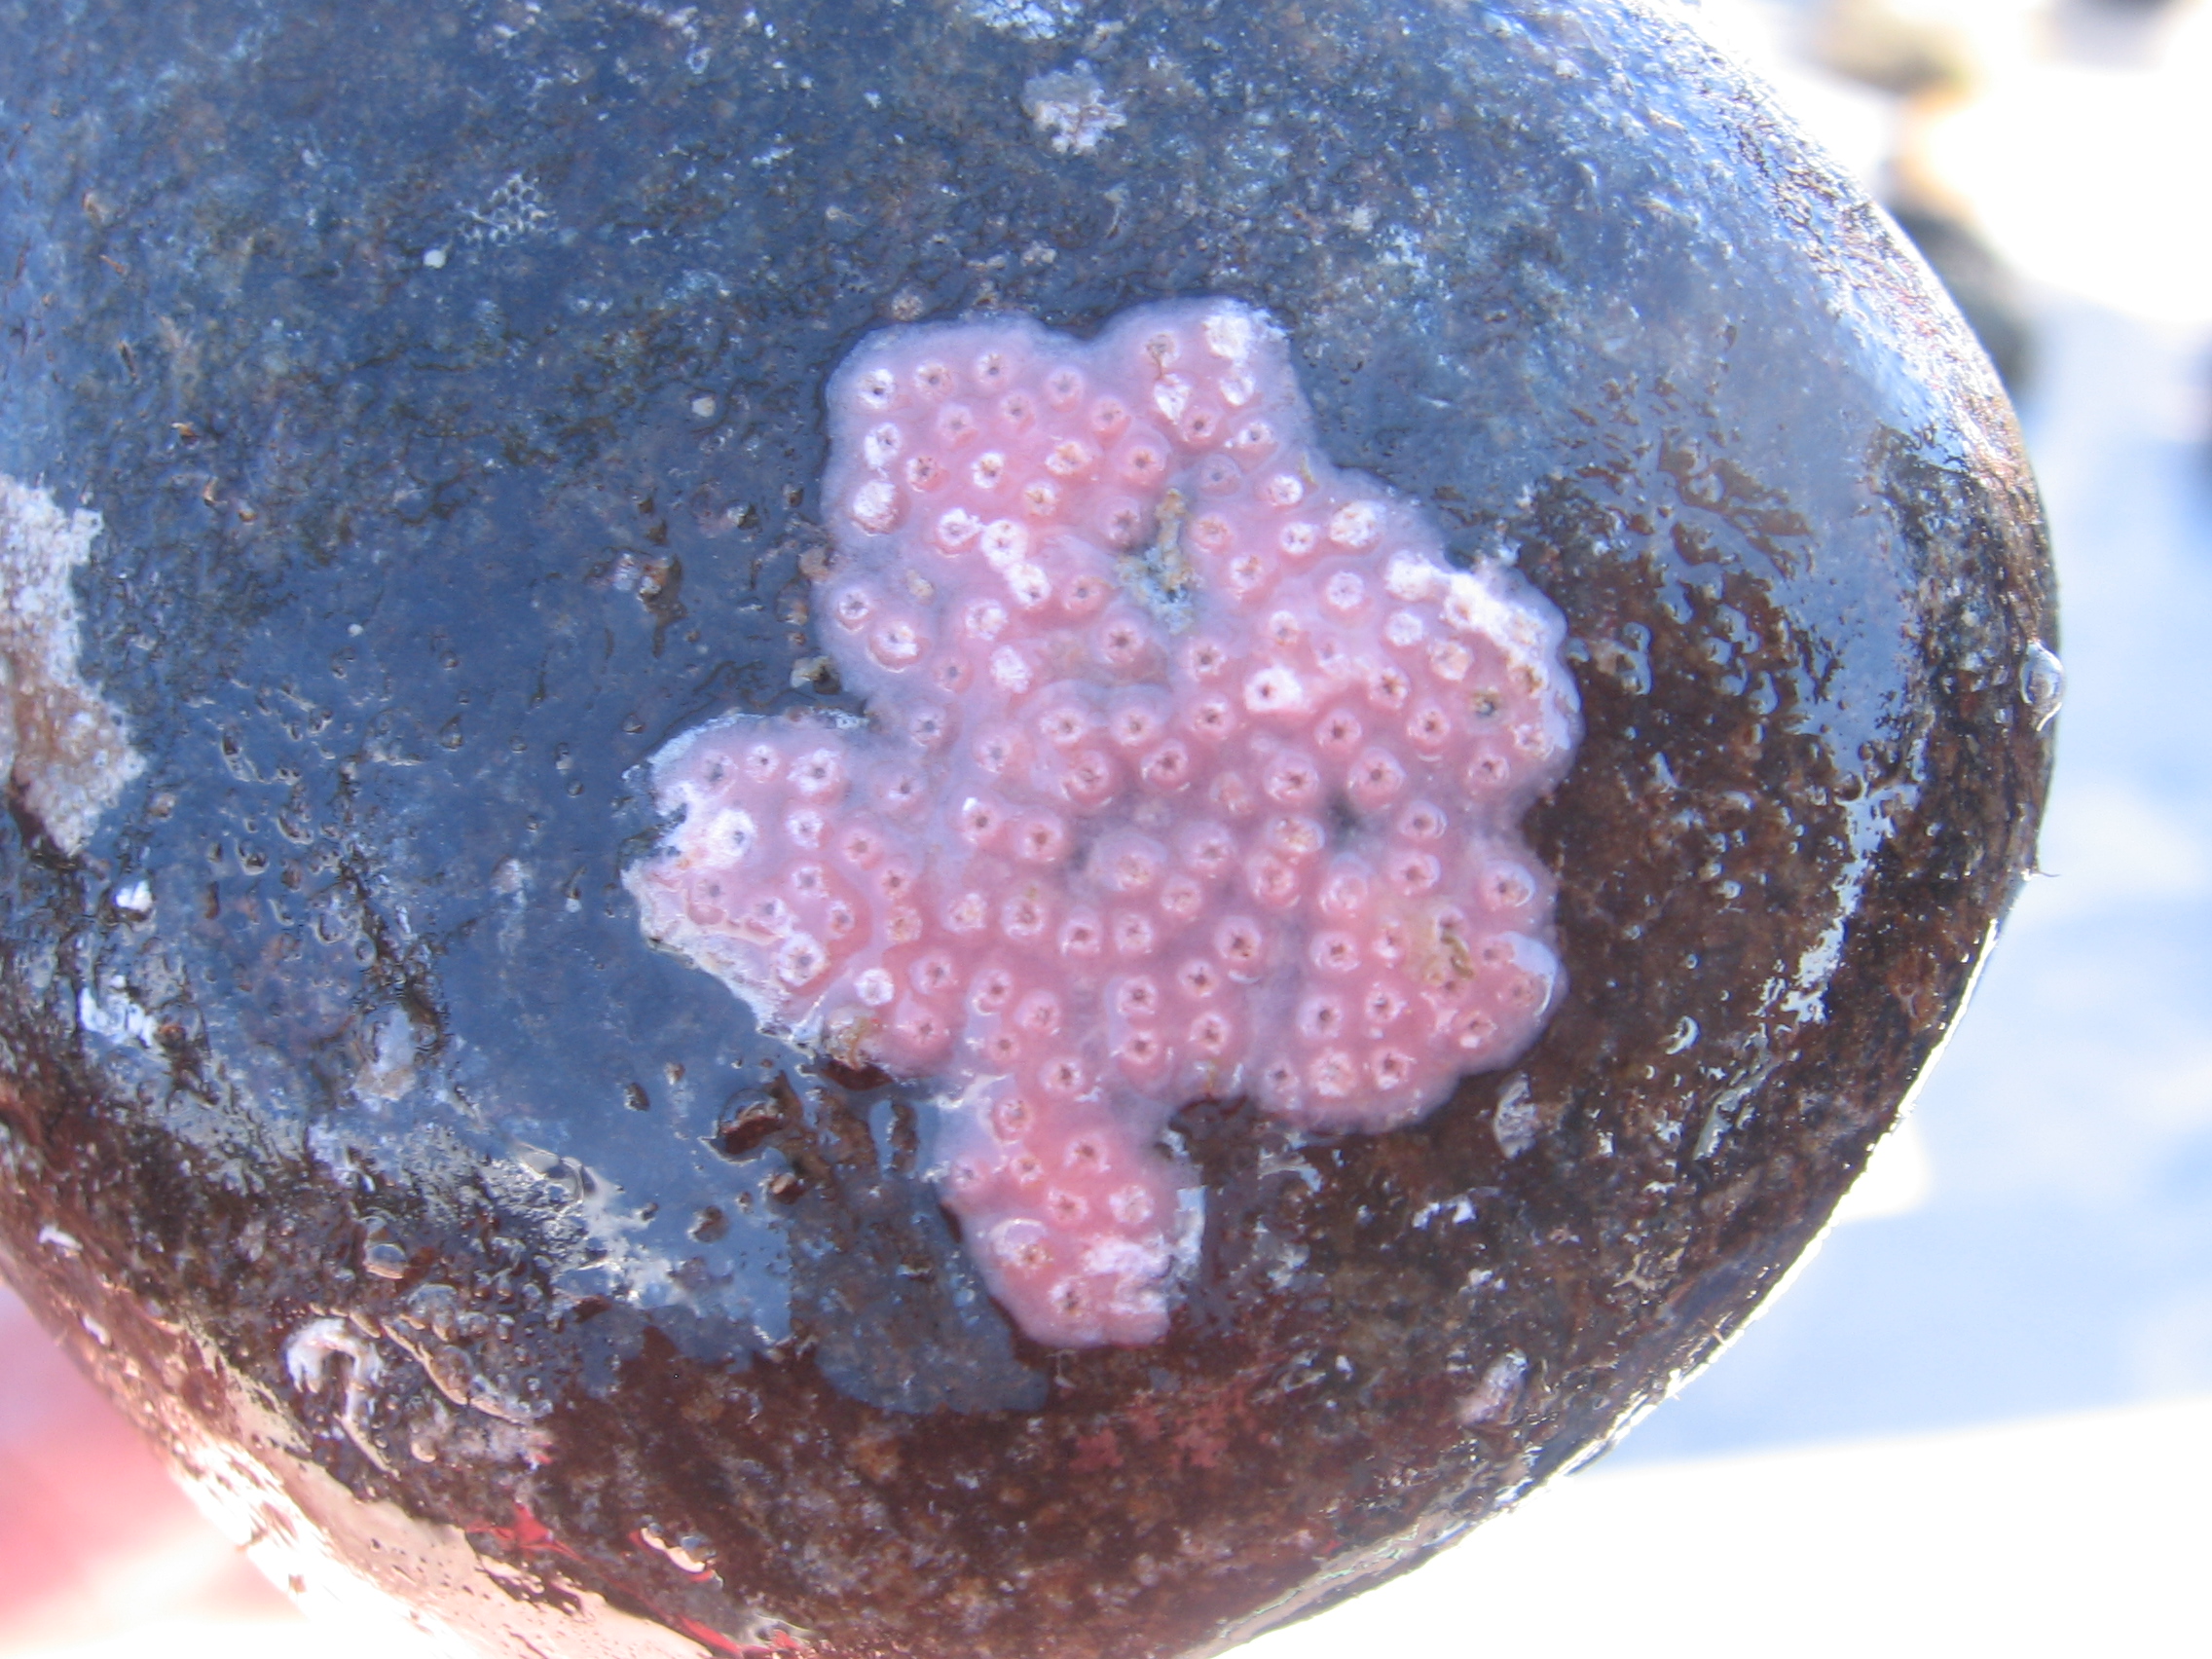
0;4;2052;1659
631;300;1576;1346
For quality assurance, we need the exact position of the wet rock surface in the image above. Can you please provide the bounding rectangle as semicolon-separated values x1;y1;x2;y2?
0;4;2052;1658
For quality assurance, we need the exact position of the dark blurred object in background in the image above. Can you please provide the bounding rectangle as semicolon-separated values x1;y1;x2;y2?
2054;0;2193;71
1794;0;2038;391
1807;0;1978;97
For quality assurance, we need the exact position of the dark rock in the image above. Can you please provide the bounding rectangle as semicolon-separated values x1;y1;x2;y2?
1887;202;2035;393
0;3;2053;1657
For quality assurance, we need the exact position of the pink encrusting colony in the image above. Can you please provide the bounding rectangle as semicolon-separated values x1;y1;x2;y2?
628;299;1580;1348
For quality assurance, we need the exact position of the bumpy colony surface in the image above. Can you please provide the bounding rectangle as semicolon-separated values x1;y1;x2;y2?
629;300;1580;1347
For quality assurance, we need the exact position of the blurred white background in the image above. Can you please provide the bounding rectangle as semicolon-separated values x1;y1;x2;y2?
6;2;2210;1655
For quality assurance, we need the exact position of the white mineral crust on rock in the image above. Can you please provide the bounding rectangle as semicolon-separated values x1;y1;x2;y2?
0;475;143;854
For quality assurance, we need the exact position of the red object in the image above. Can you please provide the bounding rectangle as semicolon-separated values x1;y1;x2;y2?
0;1283;292;1653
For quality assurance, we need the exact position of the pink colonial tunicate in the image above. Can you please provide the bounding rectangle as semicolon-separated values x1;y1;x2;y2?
627;298;1580;1348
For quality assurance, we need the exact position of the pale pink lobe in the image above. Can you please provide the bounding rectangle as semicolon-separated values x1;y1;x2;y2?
627;299;1579;1348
